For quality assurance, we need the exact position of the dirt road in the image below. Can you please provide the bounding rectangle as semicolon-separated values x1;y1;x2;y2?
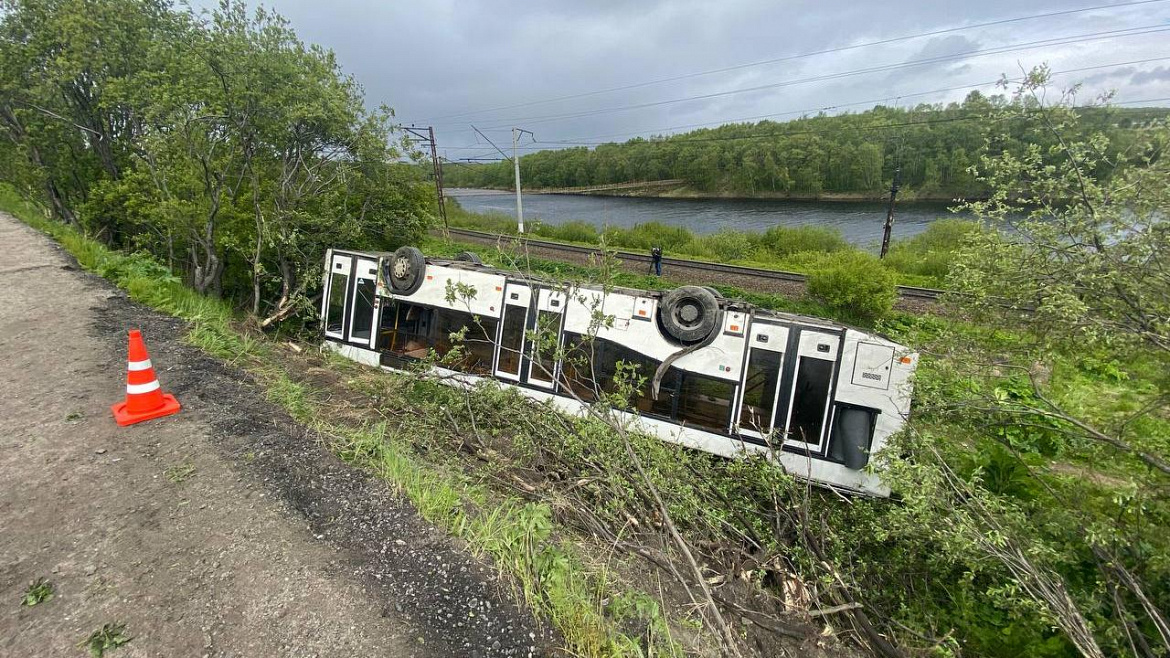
0;212;555;657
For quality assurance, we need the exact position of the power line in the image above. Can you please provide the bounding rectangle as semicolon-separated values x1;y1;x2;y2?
473;25;1170;130
544;55;1170;145
441;56;1170;152
419;0;1169;123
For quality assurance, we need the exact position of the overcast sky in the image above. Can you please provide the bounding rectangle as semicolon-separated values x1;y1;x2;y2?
196;0;1170;159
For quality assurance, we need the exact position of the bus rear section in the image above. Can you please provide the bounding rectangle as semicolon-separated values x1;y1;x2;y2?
319;247;916;496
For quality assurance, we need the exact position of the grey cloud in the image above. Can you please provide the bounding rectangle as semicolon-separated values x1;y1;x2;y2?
189;0;1170;153
1132;67;1170;85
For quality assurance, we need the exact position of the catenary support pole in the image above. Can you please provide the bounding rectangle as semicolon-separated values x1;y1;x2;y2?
428;126;448;233
513;127;525;234
879;167;902;259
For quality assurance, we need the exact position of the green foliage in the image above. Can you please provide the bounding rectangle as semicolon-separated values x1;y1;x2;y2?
80;623;131;657
882;218;982;281
20;578;53;607
443;95;1166;199
759;224;849;256
0;0;433;325
805;250;897;320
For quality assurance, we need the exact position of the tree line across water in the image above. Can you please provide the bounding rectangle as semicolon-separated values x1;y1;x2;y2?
443;100;1169;199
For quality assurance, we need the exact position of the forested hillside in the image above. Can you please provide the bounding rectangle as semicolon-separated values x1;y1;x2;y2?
443;98;1169;199
0;0;433;324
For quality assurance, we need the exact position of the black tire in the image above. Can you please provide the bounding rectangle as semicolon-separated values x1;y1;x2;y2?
703;286;724;299
385;246;426;296
455;250;483;264
658;285;720;343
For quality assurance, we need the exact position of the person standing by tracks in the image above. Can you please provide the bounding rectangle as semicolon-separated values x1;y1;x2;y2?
650;245;663;276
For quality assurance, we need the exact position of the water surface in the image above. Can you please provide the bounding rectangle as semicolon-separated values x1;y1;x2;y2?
448;188;968;248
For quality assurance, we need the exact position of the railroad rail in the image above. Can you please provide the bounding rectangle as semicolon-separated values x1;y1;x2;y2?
441;227;945;302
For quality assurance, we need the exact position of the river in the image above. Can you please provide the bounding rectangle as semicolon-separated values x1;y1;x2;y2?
448;188;968;248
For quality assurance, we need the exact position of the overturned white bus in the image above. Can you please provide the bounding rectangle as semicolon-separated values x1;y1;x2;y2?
321;246;917;496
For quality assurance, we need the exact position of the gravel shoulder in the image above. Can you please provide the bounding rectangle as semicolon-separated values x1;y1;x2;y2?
0;213;556;657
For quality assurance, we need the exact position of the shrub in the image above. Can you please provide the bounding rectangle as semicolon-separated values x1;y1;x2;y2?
696;229;756;261
603;222;694;251
805;251;897;320
760;225;848;257
884;219;981;283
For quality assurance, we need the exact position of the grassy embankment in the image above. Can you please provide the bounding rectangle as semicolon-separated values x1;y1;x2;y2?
0;189;696;656
444;199;973;289
10;186;1169;657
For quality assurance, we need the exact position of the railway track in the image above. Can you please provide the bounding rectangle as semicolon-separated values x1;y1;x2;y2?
441;227;945;302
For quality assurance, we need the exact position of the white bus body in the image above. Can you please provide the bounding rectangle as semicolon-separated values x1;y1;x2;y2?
320;248;916;497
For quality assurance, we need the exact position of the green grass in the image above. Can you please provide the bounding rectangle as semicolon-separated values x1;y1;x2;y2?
164;461;197;484
3;190;680;657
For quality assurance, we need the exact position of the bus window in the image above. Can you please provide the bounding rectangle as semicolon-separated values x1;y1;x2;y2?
739;349;783;434
349;277;376;343
637;367;676;419
560;333;600;401
529;310;562;384
378;301;432;359
326;271;348;335
561;333;663;409
496;305;526;377
787;357;834;446
434;308;498;375
677;372;734;433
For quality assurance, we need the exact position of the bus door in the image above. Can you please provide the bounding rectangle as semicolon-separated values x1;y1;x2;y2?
347;257;379;348
494;282;531;382
781;329;841;452
324;252;352;341
526;287;566;390
736;323;789;441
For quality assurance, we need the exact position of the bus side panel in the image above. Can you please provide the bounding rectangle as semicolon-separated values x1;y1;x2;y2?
384;263;507;320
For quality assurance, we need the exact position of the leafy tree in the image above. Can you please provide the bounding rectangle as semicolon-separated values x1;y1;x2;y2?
0;0;432;323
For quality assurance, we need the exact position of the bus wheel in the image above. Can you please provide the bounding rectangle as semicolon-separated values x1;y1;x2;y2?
456;251;483;264
659;286;720;343
387;246;426;295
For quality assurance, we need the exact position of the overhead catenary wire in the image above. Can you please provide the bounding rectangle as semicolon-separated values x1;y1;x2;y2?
418;0;1170;124
471;24;1170;131
439;56;1170;154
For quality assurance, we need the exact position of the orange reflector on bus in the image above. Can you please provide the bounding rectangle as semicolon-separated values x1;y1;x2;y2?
899;356;913;364
730;325;739;331
495;286;502;291
637;310;647;316
426;275;433;280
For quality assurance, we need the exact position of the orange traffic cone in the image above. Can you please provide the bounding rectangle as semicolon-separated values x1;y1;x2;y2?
111;329;181;427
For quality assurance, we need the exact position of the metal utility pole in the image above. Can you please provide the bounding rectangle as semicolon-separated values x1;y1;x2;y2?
470;124;532;234
512;127;533;234
404;126;448;233
879;167;902;259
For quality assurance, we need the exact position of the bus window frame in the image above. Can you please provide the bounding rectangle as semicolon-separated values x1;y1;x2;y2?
526;288;566;390
347;257;379;348
735;321;789;441
494;283;531;382
324;253;352;341
781;329;842;453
